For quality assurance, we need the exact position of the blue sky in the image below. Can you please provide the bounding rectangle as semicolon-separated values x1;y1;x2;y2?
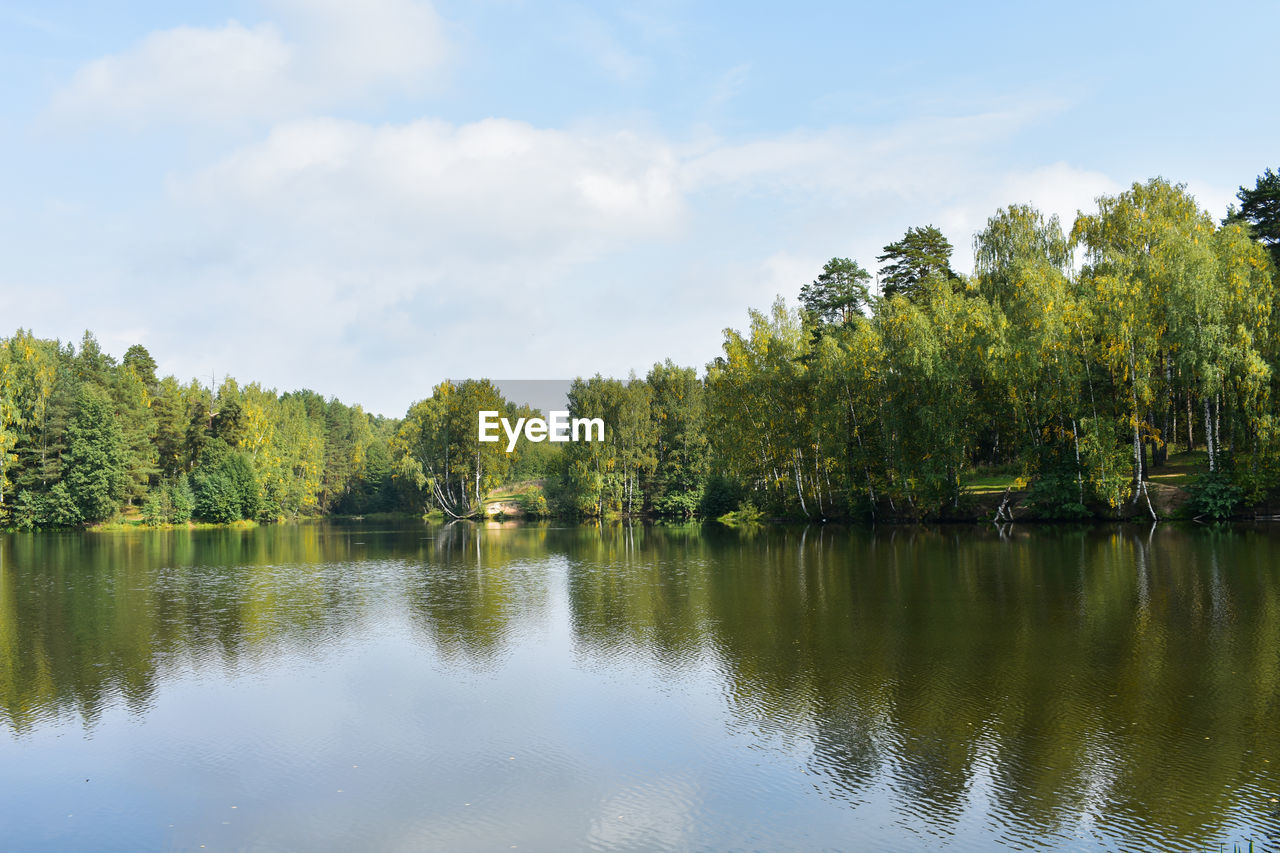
2;0;1277;415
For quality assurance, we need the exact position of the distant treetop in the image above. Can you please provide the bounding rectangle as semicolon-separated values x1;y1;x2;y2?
877;225;956;302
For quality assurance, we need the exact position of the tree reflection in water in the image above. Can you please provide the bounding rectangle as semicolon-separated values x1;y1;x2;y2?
1;521;1277;848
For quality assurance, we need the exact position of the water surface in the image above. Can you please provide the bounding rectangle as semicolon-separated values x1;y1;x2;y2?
1;522;1278;850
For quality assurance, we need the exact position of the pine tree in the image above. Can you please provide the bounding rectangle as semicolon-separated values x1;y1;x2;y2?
63;386;129;522
1229;167;1280;269
800;258;872;326
877;225;957;302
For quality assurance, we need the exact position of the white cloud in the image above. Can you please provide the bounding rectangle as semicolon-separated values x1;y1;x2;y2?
49;22;295;125
937;162;1121;272
1183;177;1236;221
678;106;1064;201
136;116;690;411
20;81;1129;413
136;106;1104;411
993;162;1121;230
47;0;447;127
178;117;684;264
267;0;447;92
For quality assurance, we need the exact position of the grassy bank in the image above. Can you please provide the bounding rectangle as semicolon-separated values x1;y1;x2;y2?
90;518;261;532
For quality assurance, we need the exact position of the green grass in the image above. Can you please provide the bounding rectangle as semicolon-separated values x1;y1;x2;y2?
957;449;1208;495
90;518;259;532
482;480;550;518
484;479;545;503
1148;448;1209;485
961;465;1026;495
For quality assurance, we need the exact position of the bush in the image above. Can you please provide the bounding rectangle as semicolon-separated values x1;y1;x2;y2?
169;475;195;523
1076;417;1132;510
142;476;196;525
1026;468;1089;520
516;490;549;517
44;482;83;526
717;500;763;526
194;471;243;523
192;440;261;523
700;474;741;519
653;489;701;519
12;484;84;528
1188;470;1243;520
141;490;166;526
10;491;38;529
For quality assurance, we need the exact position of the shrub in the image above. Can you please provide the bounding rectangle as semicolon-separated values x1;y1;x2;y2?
194;471;242;523
192;440;261;523
43;482;83;526
1188;470;1243;520
1026;465;1089;520
653;490;701;519
169;475;195;523
516;490;549;517
700;474;741;519
717;500;763;526
13;484;84;528
142;490;167;526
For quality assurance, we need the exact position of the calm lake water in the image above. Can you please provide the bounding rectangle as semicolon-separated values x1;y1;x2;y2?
1;521;1278;851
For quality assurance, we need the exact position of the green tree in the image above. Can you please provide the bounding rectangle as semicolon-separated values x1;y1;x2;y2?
1072;178;1272;507
875;277;994;514
705;300;818;517
394;379;512;518
186;394;212;469
62;386;129;522
644;361;709;518
113;360;158;505
1;331;60;507
973;205;1093;513
557;376;655;517
151;376;188;478
0;347;21;520
192;440;260;522
211;379;246;447
121;344;158;392
877;225;957;302
800;258;871;326
74;331;114;389
1229;167;1280;269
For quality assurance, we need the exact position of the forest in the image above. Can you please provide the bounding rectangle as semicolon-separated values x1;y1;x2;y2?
2;172;1278;528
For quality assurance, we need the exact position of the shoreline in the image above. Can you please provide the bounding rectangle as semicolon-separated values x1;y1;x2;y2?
13;488;1270;534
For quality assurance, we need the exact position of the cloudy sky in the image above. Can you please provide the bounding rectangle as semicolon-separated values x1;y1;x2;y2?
2;0;1277;415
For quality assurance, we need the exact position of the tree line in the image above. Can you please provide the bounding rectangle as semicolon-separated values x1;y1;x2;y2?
2;171;1278;527
0;334;405;528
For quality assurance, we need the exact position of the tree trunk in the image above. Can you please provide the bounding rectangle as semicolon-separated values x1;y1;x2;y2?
1072;418;1084;504
1204;397;1215;472
813;452;824;516
793;453;808;517
1215;393;1223;457
1186;395;1194;452
1131;418;1145;496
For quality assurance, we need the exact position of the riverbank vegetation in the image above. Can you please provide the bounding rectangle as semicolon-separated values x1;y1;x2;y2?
2;173;1278;528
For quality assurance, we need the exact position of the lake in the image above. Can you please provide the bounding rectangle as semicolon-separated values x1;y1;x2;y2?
1;521;1277;851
